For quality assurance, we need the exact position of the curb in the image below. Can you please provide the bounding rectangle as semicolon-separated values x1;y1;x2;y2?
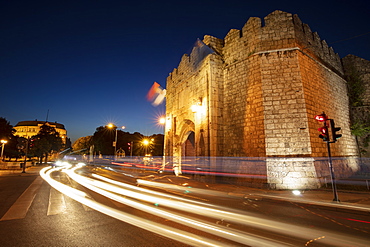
227;190;370;213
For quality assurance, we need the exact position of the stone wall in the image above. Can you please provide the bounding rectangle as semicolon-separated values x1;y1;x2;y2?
342;55;370;156
342;55;370;105
165;10;362;189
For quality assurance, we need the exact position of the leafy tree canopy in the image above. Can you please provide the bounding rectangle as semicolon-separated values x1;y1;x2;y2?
91;126;163;156
29;123;64;161
0;117;15;140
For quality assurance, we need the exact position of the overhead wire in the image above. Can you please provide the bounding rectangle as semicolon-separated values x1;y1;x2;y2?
329;31;370;45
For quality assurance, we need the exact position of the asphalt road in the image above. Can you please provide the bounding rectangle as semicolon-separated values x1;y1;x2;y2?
0;169;190;247
1;165;370;246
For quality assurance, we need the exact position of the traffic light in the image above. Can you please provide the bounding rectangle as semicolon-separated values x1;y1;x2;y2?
315;113;327;122
330;119;342;142
29;138;35;148
318;126;329;141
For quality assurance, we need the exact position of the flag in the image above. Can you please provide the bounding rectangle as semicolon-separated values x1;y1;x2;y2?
147;82;160;101
147;82;166;106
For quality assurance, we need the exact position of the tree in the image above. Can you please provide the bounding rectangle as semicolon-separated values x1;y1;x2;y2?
0;117;19;160
92;126;146;156
29;123;63;164
0;117;15;139
346;67;370;156
72;136;92;154
151;134;164;156
92;126;115;155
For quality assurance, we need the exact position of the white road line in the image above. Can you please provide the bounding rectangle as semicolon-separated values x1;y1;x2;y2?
47;187;67;215
0;176;43;221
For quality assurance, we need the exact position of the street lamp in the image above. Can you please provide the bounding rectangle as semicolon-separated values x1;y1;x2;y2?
142;139;149;156
159;117;165;125
1;140;7;161
107;124;125;159
142;138;154;156
158;117;167;173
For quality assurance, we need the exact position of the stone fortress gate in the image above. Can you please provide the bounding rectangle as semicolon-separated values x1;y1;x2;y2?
164;10;368;189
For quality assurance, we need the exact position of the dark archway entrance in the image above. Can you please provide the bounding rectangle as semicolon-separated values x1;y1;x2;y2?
183;131;195;156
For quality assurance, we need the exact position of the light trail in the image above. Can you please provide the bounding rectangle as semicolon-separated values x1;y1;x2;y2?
40;166;224;247
93;174;215;206
41;164;370;247
73;169;366;246
65;167;287;247
137;178;236;198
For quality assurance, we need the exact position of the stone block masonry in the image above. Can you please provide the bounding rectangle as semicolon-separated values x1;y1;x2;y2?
165;10;368;189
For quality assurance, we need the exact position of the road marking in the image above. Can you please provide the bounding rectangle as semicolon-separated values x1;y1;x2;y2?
0;176;43;221
61;171;95;212
47;187;67;215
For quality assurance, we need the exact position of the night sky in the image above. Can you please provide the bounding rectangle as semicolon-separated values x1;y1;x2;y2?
1;0;369;143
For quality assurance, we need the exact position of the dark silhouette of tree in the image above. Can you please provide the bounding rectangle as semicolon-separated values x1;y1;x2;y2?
0;117;19;160
29;123;63;164
151;134;164;156
92;126;115;155
92;126;161;157
0;117;14;139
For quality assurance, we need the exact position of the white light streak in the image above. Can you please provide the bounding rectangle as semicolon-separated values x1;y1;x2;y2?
40;165;370;247
40;166;224;247
66;169;285;246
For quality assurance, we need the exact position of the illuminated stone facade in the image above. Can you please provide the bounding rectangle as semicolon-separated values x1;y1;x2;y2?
14;121;67;144
165;10;366;189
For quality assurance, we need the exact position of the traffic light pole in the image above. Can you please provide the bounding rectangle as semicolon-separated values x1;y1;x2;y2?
22;138;29;173
315;113;340;202
326;140;339;202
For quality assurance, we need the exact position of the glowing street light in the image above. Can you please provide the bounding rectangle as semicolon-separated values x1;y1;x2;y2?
190;104;199;113
158;116;167;173
159;117;165;125
142;138;154;156
1;140;7;161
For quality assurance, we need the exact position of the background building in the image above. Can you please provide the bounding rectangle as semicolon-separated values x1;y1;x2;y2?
14;120;67;144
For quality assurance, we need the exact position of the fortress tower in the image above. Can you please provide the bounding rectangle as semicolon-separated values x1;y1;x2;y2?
165;10;363;189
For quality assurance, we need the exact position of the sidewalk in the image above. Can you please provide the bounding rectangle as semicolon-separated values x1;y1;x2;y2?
203;180;370;212
0;164;46;176
136;171;370;213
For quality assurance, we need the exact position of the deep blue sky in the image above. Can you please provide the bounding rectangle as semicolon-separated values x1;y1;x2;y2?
1;0;369;143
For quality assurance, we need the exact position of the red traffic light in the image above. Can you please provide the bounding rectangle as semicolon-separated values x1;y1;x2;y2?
318;126;329;141
315;113;327;122
318;126;328;134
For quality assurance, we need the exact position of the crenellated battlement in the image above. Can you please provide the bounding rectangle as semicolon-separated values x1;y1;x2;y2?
220;10;343;75
170;10;345;80
292;13;343;74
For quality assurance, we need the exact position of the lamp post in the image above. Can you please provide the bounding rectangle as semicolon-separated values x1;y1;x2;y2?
158;117;166;173
1;140;7;161
142;138;155;157
107;124;125;159
142;139;149;156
